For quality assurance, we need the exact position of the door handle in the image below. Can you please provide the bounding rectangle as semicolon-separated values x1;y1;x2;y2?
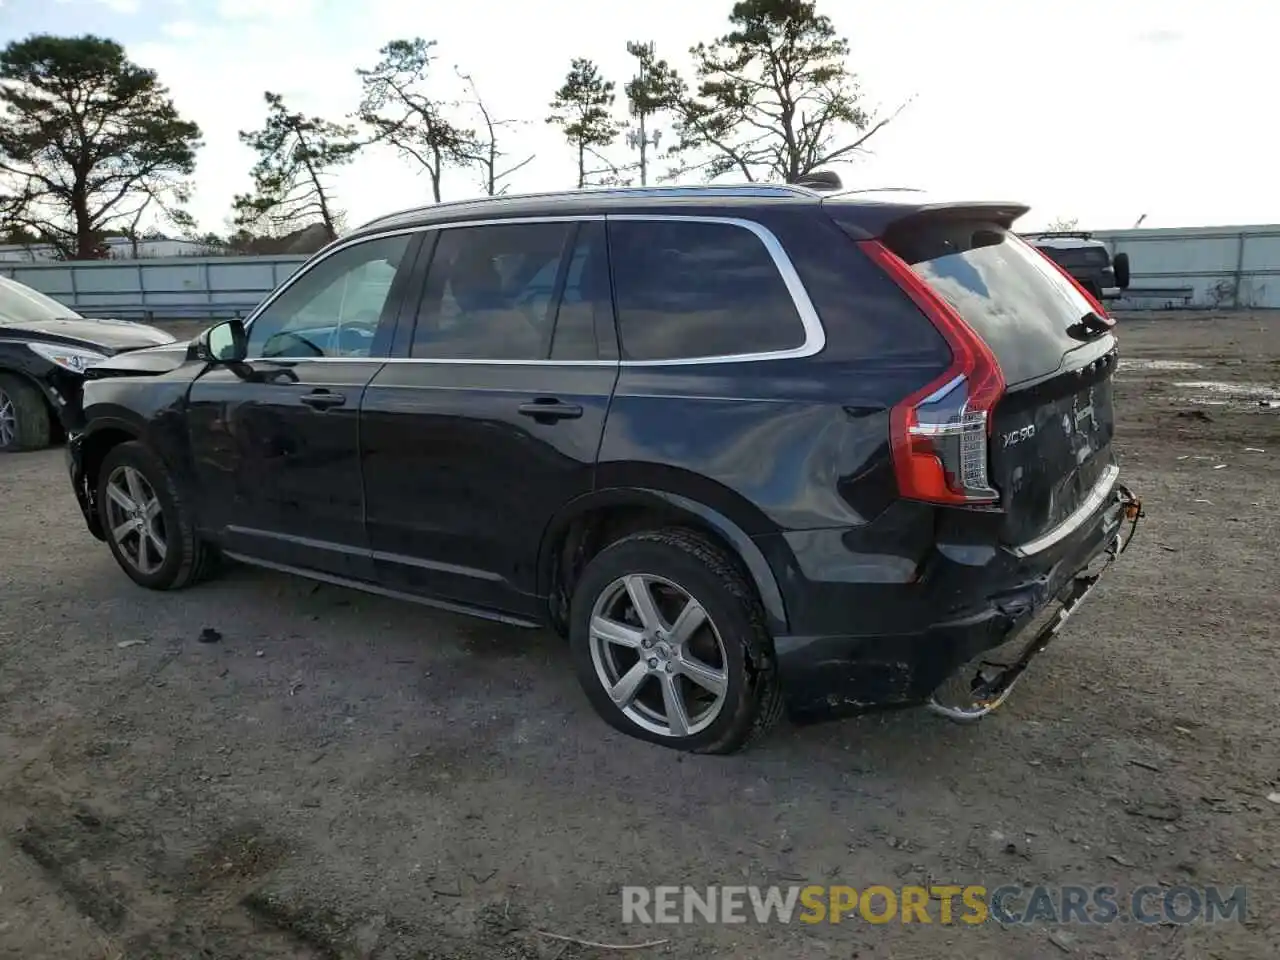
517;398;584;423
299;390;347;411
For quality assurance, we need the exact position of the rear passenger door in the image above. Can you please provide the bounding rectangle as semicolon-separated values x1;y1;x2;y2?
359;219;618;619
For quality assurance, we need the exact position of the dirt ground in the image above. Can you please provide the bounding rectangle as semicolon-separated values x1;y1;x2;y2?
1;312;1277;960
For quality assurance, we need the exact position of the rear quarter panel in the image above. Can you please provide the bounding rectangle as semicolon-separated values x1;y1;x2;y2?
596;206;953;536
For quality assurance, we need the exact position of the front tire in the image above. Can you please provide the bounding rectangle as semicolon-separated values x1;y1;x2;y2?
0;373;52;452
569;528;783;754
97;441;218;590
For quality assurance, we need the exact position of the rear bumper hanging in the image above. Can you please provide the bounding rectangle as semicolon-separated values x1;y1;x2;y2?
927;482;1143;723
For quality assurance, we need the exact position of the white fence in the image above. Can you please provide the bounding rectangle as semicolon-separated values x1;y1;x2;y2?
0;255;308;320
1095;225;1280;310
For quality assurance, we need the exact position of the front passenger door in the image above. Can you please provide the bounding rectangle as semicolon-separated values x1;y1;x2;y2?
186;232;419;580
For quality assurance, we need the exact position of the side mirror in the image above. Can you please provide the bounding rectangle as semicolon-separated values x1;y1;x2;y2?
1112;252;1131;290
194;319;247;364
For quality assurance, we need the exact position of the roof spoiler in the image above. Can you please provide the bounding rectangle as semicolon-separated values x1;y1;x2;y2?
823;199;1031;239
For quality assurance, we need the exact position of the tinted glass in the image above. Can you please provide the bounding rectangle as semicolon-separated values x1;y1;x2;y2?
410;222;573;360
550;222;611;361
609;220;806;361
886;221;1098;386
247;234;410;359
1038;245;1108;268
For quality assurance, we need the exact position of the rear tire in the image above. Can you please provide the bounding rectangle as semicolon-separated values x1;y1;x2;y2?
569;528;783;754
0;373;52;452
97;441;219;590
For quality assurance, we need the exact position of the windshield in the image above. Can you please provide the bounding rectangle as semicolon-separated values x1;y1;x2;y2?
0;275;82;325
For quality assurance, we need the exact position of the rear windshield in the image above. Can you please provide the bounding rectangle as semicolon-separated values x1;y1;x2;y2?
884;220;1097;386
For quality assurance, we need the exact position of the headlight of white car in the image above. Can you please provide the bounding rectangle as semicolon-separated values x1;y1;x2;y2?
27;342;109;373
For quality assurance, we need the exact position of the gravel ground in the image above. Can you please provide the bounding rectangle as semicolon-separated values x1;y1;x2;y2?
1;312;1277;959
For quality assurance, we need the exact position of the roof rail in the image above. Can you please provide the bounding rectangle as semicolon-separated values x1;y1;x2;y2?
355;182;819;230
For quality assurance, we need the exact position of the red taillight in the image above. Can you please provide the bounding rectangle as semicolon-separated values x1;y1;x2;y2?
1028;243;1115;324
858;239;1006;506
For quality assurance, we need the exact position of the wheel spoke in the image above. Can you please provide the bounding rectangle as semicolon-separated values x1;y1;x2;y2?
146;526;167;559
624;575;664;633
111;519;134;543
590;615;645;649
669;597;707;647
0;393;13;445
134;538;153;574
609;660;649;708
124;467;147;507
144;497;163;521
676;656;727;697
106;482;136;514
659;672;691;737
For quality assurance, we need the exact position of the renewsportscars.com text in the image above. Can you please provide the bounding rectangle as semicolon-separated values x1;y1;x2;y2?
621;884;1247;926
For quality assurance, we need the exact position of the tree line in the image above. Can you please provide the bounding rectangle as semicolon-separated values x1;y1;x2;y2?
0;0;904;260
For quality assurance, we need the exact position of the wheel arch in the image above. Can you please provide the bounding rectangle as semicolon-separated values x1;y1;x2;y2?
75;416;145;537
538;486;789;637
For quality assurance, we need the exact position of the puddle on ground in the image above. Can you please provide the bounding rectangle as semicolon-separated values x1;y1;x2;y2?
1172;380;1280;409
1119;358;1204;371
1174;381;1279;398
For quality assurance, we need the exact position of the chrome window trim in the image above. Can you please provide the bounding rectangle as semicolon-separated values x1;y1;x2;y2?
1010;463;1121;558
241;213;826;367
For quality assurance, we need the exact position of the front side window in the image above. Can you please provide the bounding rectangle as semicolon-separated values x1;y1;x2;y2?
247;233;412;359
608;219;806;362
410;222;574;360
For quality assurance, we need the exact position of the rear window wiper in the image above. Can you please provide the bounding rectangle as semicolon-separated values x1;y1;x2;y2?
1066;310;1115;341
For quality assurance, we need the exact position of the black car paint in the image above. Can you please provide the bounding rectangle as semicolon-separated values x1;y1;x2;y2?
68;189;1131;722
0;315;176;434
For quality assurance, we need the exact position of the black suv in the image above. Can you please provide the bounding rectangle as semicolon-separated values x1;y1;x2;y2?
67;184;1141;753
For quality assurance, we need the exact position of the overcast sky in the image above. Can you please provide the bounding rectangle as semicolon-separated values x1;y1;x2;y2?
2;0;1273;233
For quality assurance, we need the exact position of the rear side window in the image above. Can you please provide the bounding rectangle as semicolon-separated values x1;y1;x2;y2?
608;219;805;361
410;222;573;360
885;221;1097;385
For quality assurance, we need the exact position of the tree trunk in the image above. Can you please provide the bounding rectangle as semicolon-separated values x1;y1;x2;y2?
638;112;648;187
431;145;444;203
71;186;96;259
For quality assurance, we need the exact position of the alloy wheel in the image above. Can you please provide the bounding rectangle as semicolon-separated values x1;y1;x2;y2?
0;388;15;447
104;465;168;575
588;573;729;738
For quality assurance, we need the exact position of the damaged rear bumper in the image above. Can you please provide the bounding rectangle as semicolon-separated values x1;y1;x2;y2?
773;480;1143;723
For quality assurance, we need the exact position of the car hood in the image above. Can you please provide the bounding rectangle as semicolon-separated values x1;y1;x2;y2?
4;317;177;352
83;340;194;379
